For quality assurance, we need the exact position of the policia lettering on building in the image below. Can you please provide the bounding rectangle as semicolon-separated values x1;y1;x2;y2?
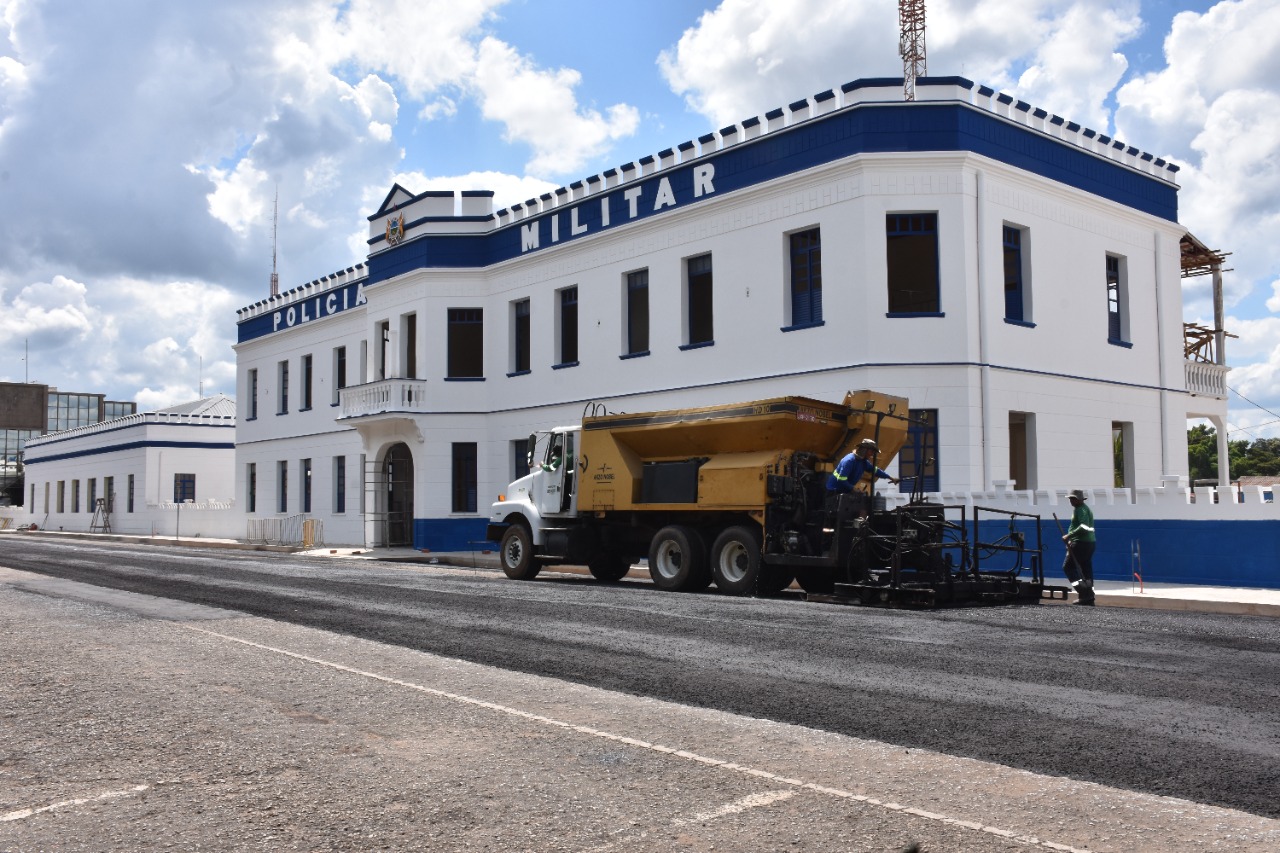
1062;489;1097;605
827;439;900;493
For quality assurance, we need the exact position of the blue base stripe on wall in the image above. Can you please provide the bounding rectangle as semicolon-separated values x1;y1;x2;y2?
413;518;494;553
975;519;1280;589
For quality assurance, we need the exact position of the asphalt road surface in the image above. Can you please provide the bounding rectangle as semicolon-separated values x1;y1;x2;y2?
2;535;1278;851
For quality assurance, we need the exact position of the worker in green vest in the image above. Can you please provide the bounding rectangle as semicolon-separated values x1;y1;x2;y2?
1063;489;1097;605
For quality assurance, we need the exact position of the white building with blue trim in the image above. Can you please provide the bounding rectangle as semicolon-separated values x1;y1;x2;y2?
233;76;1277;587
16;395;239;538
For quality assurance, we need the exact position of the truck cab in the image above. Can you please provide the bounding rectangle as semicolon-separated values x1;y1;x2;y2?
486;427;580;563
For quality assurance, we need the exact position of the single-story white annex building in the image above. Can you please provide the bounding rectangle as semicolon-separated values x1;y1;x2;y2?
15;395;239;539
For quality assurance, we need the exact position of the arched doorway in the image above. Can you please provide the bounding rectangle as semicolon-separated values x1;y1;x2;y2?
383;443;414;546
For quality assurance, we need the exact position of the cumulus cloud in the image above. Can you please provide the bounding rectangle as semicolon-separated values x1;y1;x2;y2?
658;0;1139;132
659;0;898;128
0;276;97;352
1222;315;1280;437
1;0;642;405
472;37;639;175
0;273;238;409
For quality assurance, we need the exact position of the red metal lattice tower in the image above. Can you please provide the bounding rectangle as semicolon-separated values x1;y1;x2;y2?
899;0;927;101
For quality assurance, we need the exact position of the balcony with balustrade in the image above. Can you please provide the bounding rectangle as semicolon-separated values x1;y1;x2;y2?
337;378;429;421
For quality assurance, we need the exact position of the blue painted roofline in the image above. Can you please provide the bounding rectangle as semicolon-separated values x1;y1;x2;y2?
363;102;1178;287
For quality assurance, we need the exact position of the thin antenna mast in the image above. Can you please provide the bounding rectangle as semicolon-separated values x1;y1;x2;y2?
899;0;927;101
270;186;280;297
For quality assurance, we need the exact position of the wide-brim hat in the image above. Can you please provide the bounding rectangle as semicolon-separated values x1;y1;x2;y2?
1067;489;1087;501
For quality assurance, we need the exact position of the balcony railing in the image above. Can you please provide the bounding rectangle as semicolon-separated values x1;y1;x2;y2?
338;379;429;419
1184;360;1229;397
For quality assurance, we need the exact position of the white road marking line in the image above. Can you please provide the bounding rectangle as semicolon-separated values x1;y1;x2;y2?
182;625;1092;853
674;789;796;826
0;785;150;822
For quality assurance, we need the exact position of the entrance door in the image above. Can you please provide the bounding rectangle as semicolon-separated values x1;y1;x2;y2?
383;443;414;546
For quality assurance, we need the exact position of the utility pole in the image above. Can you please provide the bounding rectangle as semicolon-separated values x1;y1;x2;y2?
899;0;927;101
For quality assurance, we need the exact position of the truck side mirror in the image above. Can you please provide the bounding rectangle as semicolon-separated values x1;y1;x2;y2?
526;433;537;467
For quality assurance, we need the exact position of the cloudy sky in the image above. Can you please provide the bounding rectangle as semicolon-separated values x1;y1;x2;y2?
2;0;1278;438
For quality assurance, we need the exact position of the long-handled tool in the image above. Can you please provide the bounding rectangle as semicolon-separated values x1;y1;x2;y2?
1052;512;1090;597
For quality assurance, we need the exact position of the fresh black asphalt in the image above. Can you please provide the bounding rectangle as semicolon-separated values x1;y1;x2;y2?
3;536;1277;820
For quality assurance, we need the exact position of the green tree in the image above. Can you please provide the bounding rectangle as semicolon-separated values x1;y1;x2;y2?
1187;424;1217;482
1231;437;1280;478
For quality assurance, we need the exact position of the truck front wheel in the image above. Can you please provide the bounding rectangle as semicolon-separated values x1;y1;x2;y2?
648;526;707;591
500;524;542;580
710;526;763;595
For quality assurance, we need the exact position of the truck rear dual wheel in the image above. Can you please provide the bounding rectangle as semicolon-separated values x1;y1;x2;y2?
500;524;542;580
710;526;794;596
648;526;710;591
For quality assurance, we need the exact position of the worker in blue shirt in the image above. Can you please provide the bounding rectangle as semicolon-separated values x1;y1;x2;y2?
827;439;900;493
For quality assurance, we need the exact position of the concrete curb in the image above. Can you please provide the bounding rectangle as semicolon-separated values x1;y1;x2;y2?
1091;593;1280;618
9;529;302;553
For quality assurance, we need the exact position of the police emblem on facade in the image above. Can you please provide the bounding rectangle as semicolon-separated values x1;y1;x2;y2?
385;213;405;246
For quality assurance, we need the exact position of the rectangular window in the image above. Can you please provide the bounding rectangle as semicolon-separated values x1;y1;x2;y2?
1003;224;1029;323
87;478;97;513
301;458;312;513
278;461;288;513
72;479;80;513
686;254;714;346
48;393;102;431
378;320;390;379
626;269;650;355
57;480;65;513
899;409;939;493
301;354;313;410
248;368;258;419
334;456;346;513
294;354;310;410
30;483;35;508
247;463;257;513
332;346;347;405
103;401;136;420
1113;421;1135;488
511;439;531;482
447;308;484;378
452;442;478;513
103;476;113;513
173;473;195;503
1106;254;1129;343
403;313;418;378
1009;412;1037;491
512;298;531;373
558;287;578;365
886;213;940;314
277;360;289;414
789;228;822;326
127;474;134;513
43;482;49;514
